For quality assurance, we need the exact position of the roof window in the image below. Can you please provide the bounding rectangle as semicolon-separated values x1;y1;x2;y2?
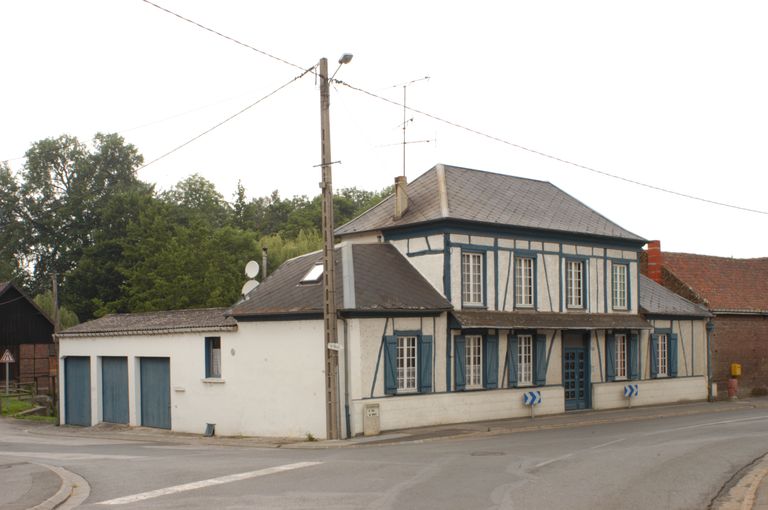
301;264;323;284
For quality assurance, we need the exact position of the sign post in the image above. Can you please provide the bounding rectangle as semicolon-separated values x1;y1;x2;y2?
623;384;639;408
1;349;15;395
523;390;542;419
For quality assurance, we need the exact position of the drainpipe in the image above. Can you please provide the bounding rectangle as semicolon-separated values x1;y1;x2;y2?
342;318;351;438
706;320;715;402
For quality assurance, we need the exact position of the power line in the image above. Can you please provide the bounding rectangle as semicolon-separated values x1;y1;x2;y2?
139;66;314;170
335;79;768;216
141;0;305;72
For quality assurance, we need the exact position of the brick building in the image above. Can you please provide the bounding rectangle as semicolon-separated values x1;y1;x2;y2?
642;241;768;396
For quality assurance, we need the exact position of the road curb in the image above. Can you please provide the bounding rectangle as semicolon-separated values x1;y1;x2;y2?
712;453;768;510
28;463;90;510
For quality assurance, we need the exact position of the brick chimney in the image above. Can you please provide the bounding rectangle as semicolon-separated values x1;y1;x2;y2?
647;240;663;284
394;175;408;220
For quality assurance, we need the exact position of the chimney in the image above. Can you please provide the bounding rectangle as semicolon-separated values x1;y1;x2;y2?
394;175;408;220
647;240;663;284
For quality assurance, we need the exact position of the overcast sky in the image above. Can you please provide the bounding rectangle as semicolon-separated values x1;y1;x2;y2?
2;1;766;258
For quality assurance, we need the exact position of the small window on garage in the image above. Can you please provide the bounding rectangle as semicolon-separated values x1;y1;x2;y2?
205;337;221;378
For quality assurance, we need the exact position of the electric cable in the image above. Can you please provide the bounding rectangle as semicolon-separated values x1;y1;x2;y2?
336;79;768;216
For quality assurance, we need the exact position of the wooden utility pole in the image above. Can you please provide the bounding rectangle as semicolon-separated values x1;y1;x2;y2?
51;273;60;333
319;57;340;440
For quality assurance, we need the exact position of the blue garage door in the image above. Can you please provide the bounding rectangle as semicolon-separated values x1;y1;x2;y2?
65;356;91;426
140;357;171;429
101;357;129;424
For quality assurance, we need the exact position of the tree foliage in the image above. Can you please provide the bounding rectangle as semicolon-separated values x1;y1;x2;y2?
4;133;391;323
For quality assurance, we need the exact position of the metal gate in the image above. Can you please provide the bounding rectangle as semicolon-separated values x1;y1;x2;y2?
140;357;170;429
101;357;129;424
563;348;588;410
64;356;91;426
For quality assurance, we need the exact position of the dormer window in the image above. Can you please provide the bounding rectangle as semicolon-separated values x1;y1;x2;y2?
301;264;323;284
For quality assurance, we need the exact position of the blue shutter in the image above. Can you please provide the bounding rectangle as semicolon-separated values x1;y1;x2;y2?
534;334;547;386
629;333;639;380
484;335;498;389
605;334;616;382
384;336;397;395
454;335;466;391
418;335;433;393
507;335;518;387
669;334;678;377
650;334;659;378
204;338;211;378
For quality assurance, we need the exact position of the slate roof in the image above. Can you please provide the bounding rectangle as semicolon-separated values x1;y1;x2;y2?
59;307;237;337
639;275;712;318
228;243;452;318
451;310;652;330
336;164;645;243
662;252;768;313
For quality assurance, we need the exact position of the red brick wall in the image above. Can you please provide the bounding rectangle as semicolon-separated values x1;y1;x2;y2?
712;315;768;396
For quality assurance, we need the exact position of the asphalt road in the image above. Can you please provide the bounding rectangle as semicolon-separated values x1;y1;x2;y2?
2;405;768;509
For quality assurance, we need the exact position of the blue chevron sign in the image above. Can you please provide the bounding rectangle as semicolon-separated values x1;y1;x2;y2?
523;391;542;406
624;384;639;398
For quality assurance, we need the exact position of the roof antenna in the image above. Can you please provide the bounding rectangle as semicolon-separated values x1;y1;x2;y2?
392;76;430;177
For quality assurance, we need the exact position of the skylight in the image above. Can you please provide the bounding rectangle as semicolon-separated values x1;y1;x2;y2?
301;264;323;284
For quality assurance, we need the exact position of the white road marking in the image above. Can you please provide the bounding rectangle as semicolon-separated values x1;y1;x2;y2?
590;438;625;450
645;415;768;436
96;461;322;505
0;451;139;461
534;453;572;468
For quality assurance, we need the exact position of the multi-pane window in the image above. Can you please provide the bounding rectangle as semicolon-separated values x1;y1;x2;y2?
397;336;417;391
205;337;221;378
657;334;668;377
465;335;483;388
566;260;584;308
518;334;533;385
515;257;534;307
612;264;628;310
462;252;483;305
615;333;627;379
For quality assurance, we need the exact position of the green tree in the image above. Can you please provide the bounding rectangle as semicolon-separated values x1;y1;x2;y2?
0;162;26;284
33;290;79;329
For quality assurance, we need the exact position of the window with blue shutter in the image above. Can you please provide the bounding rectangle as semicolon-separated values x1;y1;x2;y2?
484;335;498;389
454;335;466;391
507;334;518;387
383;336;397;395
629;333;639;380
418;335;433;393
668;333;678;378
650;334;660;378
605;333;616;382
534;334;547;386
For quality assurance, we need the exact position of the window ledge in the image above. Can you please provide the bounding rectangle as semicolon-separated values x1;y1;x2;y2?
202;378;225;384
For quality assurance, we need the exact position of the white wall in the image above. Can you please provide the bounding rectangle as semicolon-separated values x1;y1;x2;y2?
350;386;564;435
59;320;327;439
592;376;707;410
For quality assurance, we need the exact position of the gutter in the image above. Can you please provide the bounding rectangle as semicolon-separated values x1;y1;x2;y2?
56;325;237;339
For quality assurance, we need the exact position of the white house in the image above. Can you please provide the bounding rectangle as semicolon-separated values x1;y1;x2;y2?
58;164;713;439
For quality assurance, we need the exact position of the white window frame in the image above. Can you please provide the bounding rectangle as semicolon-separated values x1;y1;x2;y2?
462;252;484;306
615;333;627;380
465;335;483;389
566;260;584;308
206;337;222;379
657;333;669;377
396;336;418;392
518;334;533;386
612;263;628;310
515;256;534;307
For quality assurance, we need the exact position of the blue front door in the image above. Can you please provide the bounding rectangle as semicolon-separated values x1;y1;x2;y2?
102;357;129;424
65;356;91;426
563;348;588;410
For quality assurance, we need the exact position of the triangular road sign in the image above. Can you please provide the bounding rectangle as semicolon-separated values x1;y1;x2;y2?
0;349;15;363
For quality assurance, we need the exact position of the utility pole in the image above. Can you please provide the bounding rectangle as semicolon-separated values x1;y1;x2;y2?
319;57;340;440
51;273;60;333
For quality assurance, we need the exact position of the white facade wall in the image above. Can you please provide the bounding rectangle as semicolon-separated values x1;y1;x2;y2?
592;376;708;410
59;320;327;439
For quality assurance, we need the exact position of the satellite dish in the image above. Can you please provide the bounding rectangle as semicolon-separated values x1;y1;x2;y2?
241;279;259;297
245;260;260;279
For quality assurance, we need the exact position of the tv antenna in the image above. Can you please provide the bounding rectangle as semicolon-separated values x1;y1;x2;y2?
392;76;430;177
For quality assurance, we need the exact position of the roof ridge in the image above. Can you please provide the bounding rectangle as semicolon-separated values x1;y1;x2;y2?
665;251;768;262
